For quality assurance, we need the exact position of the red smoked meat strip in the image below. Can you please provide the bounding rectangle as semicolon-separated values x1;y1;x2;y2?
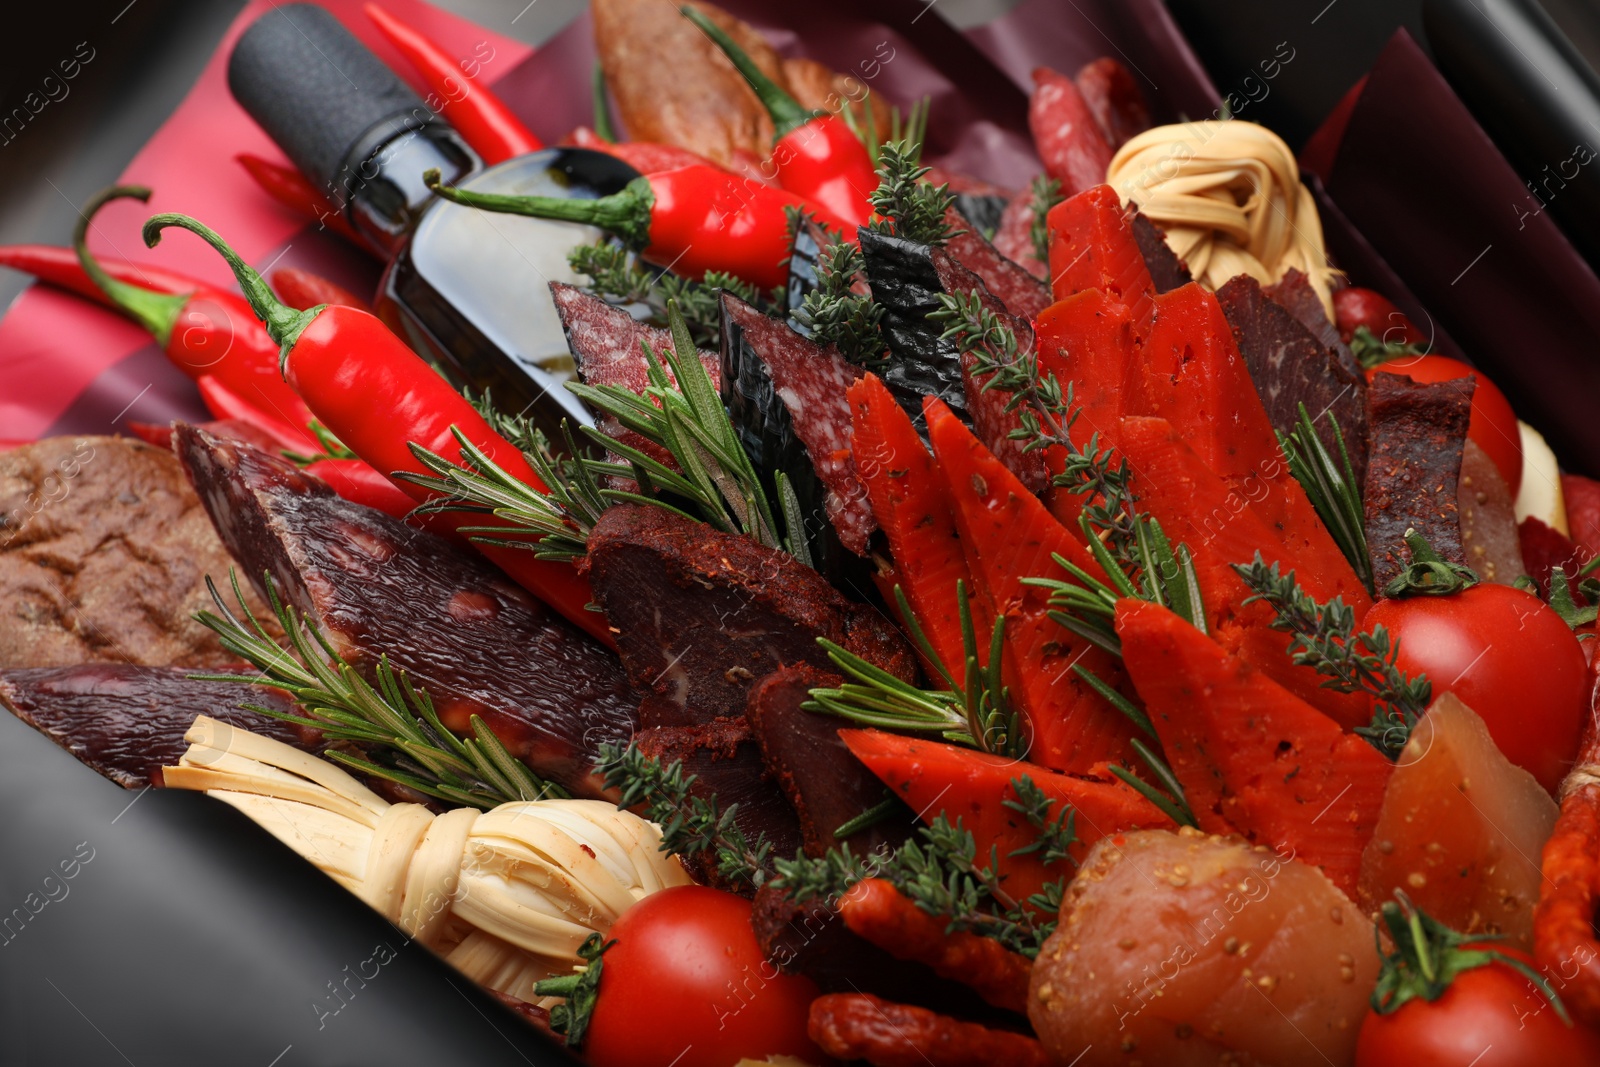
1363;374;1474;588
1074;57;1151;150
174;425;640;800
585;504;915;727
719;294;874;555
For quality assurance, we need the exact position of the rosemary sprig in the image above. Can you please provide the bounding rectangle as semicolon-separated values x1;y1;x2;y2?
1028;174;1064;265
804;584;1026;759
193;571;565;809
1520;555;1600;633
566;239;779;347
1279;403;1372;595
403;303;810;564
596;742;773;887
1233;554;1431;758
867;137;961;246
791;235;886;364
772;777;1082;958
841;95;929;168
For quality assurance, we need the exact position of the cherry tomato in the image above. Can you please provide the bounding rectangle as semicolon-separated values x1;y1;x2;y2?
1363;584;1585;794
1368;354;1523;497
1356;946;1600;1066
580;885;824;1067
1334;286;1429;347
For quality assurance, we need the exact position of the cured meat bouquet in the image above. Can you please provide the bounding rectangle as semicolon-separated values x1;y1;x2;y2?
8;2;1600;1065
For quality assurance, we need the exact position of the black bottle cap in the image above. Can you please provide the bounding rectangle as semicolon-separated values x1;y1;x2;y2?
228;3;435;208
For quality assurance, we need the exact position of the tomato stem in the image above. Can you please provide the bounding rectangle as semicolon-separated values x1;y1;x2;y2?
1381;529;1479;599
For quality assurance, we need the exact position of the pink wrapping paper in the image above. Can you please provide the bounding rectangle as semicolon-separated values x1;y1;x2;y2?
0;0;1212;441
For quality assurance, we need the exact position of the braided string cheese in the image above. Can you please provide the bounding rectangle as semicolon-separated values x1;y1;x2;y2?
164;715;691;1004
1106;120;1340;316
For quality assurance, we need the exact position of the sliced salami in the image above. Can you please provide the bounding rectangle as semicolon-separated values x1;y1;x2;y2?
720;293;873;557
1029;66;1115;196
992;188;1047;279
549;282;719;472
944;207;1053;320
1074;57;1151;150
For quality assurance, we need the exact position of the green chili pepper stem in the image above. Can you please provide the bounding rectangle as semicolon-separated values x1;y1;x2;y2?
141;212;323;370
591;62;617;143
423;170;656;251
679;5;818;139
74;186;188;346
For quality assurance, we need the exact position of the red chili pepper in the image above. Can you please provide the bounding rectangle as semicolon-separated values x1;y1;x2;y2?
194;376;318;452
0;243;208;304
236;154;361;244
425;165;841;291
69;185;318;433
142;211;614;649
364;3;541;166
565;125;725;177
271;267;372;314
681;6;876;226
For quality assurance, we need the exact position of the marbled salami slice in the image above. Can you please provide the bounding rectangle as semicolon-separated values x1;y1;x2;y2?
721;293;873;557
550;282;719;471
944;208;1053;320
1217;273;1370;488
1363;374;1474;588
175;425;640;799
992;189;1047;279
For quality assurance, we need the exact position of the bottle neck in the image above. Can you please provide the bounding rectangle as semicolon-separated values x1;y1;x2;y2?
340;124;480;258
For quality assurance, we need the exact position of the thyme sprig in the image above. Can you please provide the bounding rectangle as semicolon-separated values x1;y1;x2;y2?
791;235;886;364
1233;554;1431;758
404;303;812;565
931;290;1140;567
867;137;961;246
193;571;565;810
841;94;929;167
1279;403;1372;595
566;239;780;347
596;742;774;887
804;584;1025;759
773;775;1081;958
1028;174;1064;265
1521;555;1600;633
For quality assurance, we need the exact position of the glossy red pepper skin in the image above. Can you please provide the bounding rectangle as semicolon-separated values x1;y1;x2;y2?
0;243;205;304
767;115;878;226
365;3;541;165
236;154;361;243
642;166;828;288
271;267;372;314
195;376;318;452
679;6;875;224
427;164;843;291
304;457;420;519
565;125;723;176
278;307;613;646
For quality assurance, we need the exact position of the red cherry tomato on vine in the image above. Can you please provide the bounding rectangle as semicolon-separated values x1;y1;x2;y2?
580;885;824;1067
1363;584;1584;793
1367;354;1523;497
1356;945;1600;1066
1334;286;1430;348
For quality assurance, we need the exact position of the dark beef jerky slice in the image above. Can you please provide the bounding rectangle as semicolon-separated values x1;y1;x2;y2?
1130;212;1192;293
174;425;640;799
1216;273;1370;488
586;504;915;727
720;293;873;560
1363;374;1475;588
634;718;802;893
746;664;912;858
0;665;310;789
1265;268;1347;357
